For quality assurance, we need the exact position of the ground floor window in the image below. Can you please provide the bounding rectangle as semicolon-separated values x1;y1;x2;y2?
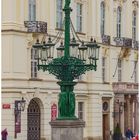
78;102;84;120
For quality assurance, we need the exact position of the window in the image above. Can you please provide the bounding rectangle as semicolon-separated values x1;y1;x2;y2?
31;48;38;78
118;59;122;82
77;3;83;32
132;11;137;41
29;0;36;21
134;61;138;83
78;102;84;120
117;7;121;38
56;0;63;29
102;57;106;82
100;2;105;36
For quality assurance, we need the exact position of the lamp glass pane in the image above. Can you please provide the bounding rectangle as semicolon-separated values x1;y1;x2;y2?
57;49;64;58
79;49;87;61
96;47;99;60
41;48;47;61
21;102;25;111
70;46;78;57
47;46;54;58
88;47;96;59
17;102;21;111
34;49;39;59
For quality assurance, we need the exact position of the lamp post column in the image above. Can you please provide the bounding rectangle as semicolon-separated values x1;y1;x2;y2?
64;0;71;58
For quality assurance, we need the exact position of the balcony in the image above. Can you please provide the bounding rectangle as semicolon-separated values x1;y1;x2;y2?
133;40;139;49
102;35;110;45
24;21;47;33
112;82;138;94
114;37;132;48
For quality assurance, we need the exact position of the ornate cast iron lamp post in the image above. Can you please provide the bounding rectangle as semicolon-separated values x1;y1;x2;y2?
33;0;100;120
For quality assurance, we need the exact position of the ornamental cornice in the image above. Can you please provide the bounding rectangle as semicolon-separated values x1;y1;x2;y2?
74;0;87;4
113;0;127;3
112;82;139;94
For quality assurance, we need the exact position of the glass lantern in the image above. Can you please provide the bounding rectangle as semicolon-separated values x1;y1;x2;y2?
57;41;64;58
70;37;79;58
78;41;87;61
45;37;55;59
20;97;26;111
41;41;48;64
96;45;100;60
86;38;100;64
32;39;42;60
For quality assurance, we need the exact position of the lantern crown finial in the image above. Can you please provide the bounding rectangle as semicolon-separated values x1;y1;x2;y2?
90;37;93;42
36;39;40;44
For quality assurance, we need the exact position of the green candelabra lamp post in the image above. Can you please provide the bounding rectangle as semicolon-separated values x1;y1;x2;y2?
33;0;100;120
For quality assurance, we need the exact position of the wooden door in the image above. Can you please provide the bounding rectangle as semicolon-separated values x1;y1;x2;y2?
103;114;110;140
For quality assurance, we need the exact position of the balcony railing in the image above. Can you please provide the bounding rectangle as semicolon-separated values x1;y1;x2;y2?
112;82;138;94
114;37;132;48
102;35;110;45
24;21;47;33
133;40;139;49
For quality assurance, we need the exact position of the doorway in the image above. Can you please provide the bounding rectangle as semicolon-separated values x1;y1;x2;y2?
103;114;110;140
27;99;40;140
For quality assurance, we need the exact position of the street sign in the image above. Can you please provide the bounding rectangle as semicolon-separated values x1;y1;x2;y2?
2;104;11;109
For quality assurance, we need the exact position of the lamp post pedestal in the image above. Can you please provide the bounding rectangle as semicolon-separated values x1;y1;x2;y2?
49;120;85;140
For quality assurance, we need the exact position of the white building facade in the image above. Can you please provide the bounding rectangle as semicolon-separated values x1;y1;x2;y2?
2;0;139;140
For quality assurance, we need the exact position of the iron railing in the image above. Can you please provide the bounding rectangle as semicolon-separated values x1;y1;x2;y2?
114;37;132;48
102;34;110;45
24;21;47;33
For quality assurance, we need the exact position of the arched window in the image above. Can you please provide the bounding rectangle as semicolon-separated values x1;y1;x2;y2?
56;0;63;29
117;7;121;38
100;2;105;36
132;11;137;41
29;0;36;21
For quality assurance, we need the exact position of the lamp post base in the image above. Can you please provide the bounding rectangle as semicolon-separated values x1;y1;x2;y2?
49;120;85;140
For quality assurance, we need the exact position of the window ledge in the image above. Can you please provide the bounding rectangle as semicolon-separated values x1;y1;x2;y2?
29;78;43;81
103;81;110;84
76;32;86;35
78;80;87;84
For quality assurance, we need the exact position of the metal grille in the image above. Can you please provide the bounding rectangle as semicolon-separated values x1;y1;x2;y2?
28;99;40;140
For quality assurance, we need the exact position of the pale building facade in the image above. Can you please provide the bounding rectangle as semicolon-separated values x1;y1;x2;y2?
2;0;139;140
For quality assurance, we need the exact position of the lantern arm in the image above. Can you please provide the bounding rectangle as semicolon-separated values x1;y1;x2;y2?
37;56;97;81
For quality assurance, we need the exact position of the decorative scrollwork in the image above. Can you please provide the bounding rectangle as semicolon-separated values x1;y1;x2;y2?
24;21;47;33
102;35;110;45
114;37;132;48
38;57;96;81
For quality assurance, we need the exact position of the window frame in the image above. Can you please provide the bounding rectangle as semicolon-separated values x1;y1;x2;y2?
31;48;38;78
56;0;64;29
117;7;121;38
102;57;106;82
100;2;105;36
76;3;83;33
118;59;122;82
29;0;36;21
78;102;84;120
134;61;138;83
132;11;137;41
